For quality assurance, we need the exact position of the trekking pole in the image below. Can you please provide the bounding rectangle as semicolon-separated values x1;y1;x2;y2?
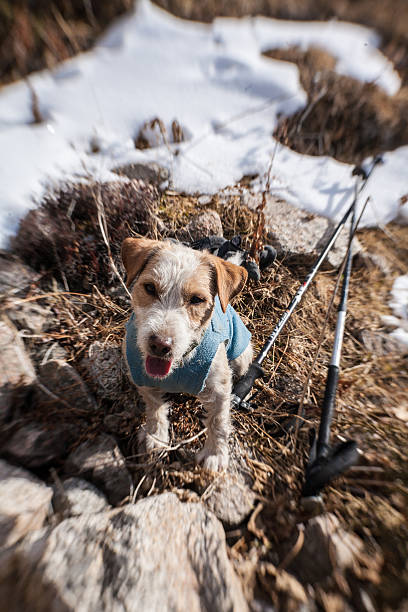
301;186;372;503
232;156;382;411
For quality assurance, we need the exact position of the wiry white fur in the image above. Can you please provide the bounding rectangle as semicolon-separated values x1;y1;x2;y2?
131;246;204;371
126;242;253;472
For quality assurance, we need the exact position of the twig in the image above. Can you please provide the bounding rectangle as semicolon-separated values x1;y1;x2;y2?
93;184;131;298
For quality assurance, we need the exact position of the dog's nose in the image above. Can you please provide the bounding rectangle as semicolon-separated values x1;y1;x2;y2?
148;335;172;358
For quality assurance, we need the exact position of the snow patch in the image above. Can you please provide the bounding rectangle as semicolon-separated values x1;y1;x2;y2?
382;275;408;347
0;0;406;246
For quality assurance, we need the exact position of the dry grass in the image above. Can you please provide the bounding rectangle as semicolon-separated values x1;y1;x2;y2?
12;189;407;609
0;0;132;86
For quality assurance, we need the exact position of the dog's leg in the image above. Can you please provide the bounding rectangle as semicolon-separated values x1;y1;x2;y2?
230;342;253;379
137;386;170;452
197;344;232;472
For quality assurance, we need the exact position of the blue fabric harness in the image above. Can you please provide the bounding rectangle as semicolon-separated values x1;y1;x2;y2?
125;296;251;395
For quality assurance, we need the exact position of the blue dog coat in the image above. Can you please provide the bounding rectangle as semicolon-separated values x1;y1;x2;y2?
125;296;251;395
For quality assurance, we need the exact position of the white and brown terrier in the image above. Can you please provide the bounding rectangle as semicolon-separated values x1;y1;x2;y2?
121;237;253;471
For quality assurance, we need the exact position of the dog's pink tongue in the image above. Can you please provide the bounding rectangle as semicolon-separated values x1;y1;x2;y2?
145;356;172;378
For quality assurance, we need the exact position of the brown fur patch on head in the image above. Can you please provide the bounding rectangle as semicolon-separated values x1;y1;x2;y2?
121;237;162;287
205;253;248;312
183;261;215;328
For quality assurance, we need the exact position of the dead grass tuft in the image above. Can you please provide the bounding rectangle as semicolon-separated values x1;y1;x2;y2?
265;46;408;163
12;180;162;292
0;0;132;85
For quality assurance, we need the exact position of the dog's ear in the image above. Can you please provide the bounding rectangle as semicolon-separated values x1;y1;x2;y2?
210;256;248;313
121;237;160;287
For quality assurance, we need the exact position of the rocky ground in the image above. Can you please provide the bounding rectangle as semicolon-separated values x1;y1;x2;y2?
0;171;407;611
1;1;408;611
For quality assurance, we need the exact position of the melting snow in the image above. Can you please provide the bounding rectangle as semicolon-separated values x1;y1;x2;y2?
0;0;407;247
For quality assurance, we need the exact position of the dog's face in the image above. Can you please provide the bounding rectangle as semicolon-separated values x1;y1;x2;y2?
122;238;247;379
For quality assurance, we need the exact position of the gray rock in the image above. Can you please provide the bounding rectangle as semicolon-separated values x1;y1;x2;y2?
0;319;35;416
53;477;109;516
0;251;40;297
178;210;224;242
0;493;248;611
37;342;68;364
286;513;364;584
6;302;52;335
243;193;360;268
82;341;123;400
0;459;52;547
197;195;213;206
3;423;78;468
360;329;406;356
200;440;256;527
38;359;97;412
112;162;169;189
64;434;132;505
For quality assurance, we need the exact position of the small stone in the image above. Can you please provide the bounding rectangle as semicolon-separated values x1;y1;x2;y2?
0;251;40;297
6;302;52;335
53;477;109;516
0;459;52;547
197;195;213;205
112;162;169;189
0;319;35;416
38;359;97;412
82;341;123;400
286;513;364;584
178;210;223;243
3;423;78;468
360;329;406;356
37;342;68;364
64;434;132;505
199;440;256;526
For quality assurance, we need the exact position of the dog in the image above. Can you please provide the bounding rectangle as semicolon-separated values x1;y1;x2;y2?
121;237;253;472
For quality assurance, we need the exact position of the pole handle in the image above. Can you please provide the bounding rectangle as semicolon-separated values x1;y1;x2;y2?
317;365;339;457
232;362;264;404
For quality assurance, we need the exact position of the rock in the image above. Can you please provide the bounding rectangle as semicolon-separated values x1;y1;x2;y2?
0;459;52;547
243;193;361;268
200;440;256;527
2;423;78;468
53;477;109;516
112;162;169;189
0;319;36;417
0;251;40;297
0;493;247;611
64;434;132;505
286;513;364;584
82;341;123;400
37;342;68;364
37;359;97;412
178;210;223;242
360;329;406;356
197;195;213;206
6;302;52;335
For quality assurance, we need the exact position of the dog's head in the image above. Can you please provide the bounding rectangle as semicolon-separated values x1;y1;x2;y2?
122;238;247;379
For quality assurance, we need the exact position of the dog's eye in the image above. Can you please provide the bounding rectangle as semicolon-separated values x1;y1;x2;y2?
144;283;157;296
190;295;205;305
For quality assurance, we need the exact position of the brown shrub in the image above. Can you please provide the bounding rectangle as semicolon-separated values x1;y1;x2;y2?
12;180;162;291
0;0;132;84
265;46;408;163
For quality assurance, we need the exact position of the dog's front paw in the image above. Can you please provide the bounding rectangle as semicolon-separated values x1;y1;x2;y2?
196;447;229;472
